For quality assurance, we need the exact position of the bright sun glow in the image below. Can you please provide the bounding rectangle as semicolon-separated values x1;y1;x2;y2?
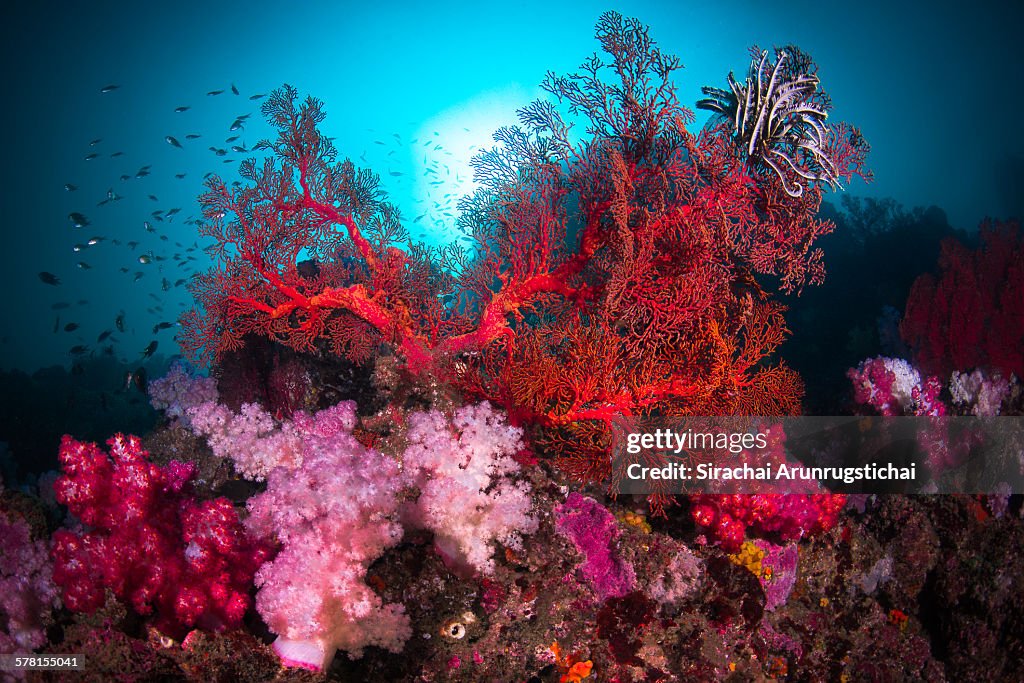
409;84;540;246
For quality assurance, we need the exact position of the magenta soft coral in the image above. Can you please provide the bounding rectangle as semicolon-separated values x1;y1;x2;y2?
554;493;636;601
50;433;270;637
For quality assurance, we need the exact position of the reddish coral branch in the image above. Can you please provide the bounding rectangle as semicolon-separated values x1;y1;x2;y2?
901;220;1024;377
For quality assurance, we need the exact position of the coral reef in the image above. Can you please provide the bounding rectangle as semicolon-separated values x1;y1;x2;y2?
4;9;1022;683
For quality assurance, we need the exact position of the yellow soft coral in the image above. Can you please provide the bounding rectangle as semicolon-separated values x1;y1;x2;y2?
728;540;764;576
617;510;652;534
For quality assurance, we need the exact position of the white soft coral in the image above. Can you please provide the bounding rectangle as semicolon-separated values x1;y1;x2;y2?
403;402;537;575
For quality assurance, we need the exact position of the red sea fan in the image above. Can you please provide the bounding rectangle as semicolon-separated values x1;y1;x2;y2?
901;220;1024;378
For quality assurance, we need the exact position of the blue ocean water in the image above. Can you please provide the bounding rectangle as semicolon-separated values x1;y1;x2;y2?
0;0;1020;374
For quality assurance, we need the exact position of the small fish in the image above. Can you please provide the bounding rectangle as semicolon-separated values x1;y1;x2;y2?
110;151;124;157
115;312;125;332
138;254;153;265
143;221;155;233
175;173;187;179
230;145;246;153
54;316;60;333
69;345;89;355
72;243;87;252
64;183;77;191
228;119;243;132
76;261;91;270
119;174;131;181
135;169;150;178
165;135;183;148
64;322;79;332
133;367;148;392
174;106;191;113
127;240;140;249
185;133;202;140
133;272;144;282
89;138;102;146
389;171;404;177
231;83;239;95
153;321;174;333
207;89;224;96
87;236;104;245
84;152;98;161
100;84;120;93
225;135;239;143
39;272;60;285
140;341;158;358
249;93;265;100
97;330;112;342
166;207;181;216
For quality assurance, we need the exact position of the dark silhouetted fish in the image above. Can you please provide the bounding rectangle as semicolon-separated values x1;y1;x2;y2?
115;312;125;332
207;89;224;96
100;84;119;93
165;135;183;148
174;106;190;113
64;183;77;191
97;330;112;342
39;272;60;285
64;322;79;332
141;341;158;358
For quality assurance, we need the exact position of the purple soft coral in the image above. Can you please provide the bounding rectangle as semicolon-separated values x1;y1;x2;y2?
555;493;636;601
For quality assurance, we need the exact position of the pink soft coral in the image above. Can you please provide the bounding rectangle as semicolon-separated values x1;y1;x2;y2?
1;510;59;654
402;402;537;576
188;399;538;670
194;401;412;670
